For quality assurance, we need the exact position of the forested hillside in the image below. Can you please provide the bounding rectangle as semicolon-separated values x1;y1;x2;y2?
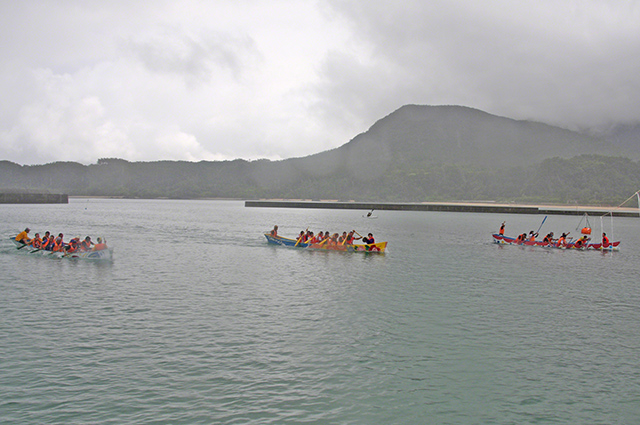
2;105;639;205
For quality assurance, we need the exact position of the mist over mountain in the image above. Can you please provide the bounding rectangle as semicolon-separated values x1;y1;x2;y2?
2;105;639;205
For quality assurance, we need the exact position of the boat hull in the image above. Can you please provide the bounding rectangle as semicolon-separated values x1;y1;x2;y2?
265;234;386;253
492;234;620;250
11;238;114;260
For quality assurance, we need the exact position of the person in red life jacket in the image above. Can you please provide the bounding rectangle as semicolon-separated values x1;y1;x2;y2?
15;228;31;244
542;232;554;245
515;233;527;243
270;225;278;237
362;233;379;251
602;232;610;248
306;231;317;244
30;233;42;248
528;231;538;241
499;222;506;235
52;233;65;252
80;236;94;252
338;231;348;244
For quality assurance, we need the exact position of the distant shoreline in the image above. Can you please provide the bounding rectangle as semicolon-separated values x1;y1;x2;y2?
245;199;640;217
64;196;640;217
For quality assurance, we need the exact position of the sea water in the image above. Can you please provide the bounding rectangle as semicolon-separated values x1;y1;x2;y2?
1;199;639;424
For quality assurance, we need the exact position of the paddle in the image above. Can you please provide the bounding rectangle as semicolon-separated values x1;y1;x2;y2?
16;241;31;251
535;216;547;236
30;249;41;254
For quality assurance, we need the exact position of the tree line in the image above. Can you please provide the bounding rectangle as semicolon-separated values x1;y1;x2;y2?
1;155;639;206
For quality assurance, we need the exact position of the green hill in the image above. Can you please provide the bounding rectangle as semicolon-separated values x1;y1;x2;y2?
1;105;638;205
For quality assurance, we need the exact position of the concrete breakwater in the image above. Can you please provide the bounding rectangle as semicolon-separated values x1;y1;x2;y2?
0;193;68;204
245;200;639;217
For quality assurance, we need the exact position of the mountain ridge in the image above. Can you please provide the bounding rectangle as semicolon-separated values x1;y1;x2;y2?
1;104;639;204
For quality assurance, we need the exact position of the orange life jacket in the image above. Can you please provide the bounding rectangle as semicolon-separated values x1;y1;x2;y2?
53;238;64;252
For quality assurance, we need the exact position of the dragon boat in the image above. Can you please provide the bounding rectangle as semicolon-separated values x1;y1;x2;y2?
264;234;387;253
10;238;114;260
492;234;620;251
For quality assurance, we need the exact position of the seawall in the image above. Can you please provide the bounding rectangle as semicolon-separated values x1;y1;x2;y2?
245;200;639;217
0;193;69;204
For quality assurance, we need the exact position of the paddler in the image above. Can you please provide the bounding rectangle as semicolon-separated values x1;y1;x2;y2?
52;233;65;252
499;222;506;235
528;231;538;241
30;233;42;248
574;235;589;248
66;238;79;253
345;230;359;245
602;232;610;248
556;232;568;247
15;228;31;244
80;236;94;251
542;232;554;245
270;225;278;237
41;232;54;250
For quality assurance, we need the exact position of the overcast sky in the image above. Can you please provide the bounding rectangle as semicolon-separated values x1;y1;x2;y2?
2;0;640;165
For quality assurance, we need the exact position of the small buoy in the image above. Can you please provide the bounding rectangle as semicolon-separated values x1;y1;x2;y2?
581;227;592;235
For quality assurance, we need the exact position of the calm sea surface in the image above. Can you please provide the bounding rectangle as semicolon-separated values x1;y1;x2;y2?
1;199;639;424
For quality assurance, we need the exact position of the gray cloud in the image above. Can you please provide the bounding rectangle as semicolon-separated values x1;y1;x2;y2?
321;0;640;130
122;28;260;84
2;1;640;165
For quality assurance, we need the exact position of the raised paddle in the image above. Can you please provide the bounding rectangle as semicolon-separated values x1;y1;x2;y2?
535;216;547;236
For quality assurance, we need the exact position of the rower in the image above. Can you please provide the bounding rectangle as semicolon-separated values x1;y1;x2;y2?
52;233;65;252
542;232;554;245
66;239;79;253
574;235;589;248
602;232;610;248
80;236;94;251
270;225;278;237
499;222;506;235
556;233;568;247
15;228;31;244
30;233;42;248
